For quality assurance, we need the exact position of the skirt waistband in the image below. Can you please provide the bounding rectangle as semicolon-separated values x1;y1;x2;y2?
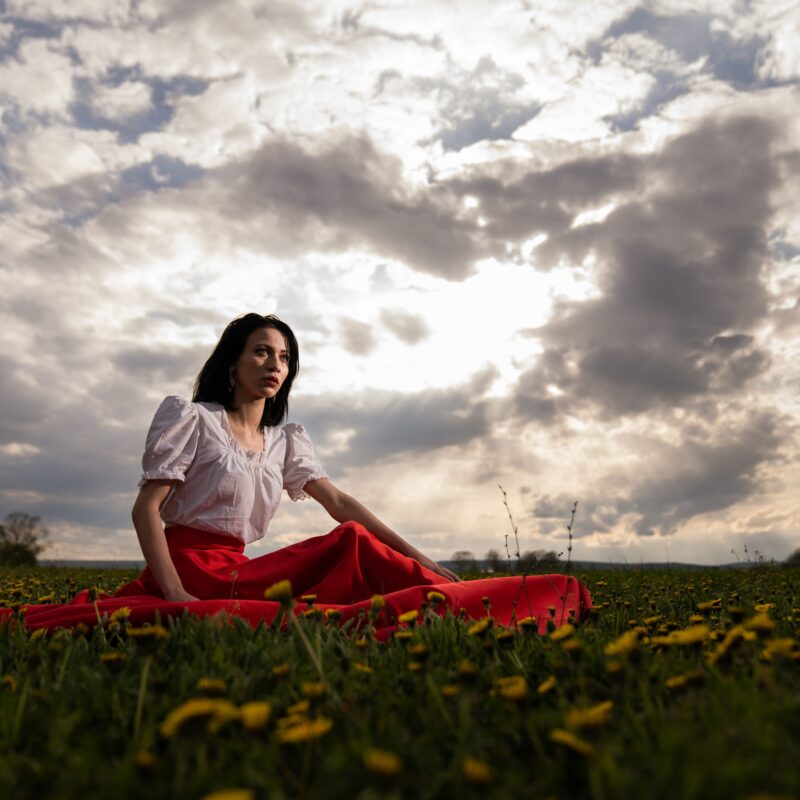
164;525;246;553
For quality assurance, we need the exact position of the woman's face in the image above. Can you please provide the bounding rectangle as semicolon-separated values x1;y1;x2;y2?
232;327;290;401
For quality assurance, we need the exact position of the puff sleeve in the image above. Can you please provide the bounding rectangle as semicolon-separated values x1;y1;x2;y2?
138;396;200;488
282;423;328;501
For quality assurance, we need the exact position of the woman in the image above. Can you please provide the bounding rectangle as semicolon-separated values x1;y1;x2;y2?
3;314;590;636
120;312;459;605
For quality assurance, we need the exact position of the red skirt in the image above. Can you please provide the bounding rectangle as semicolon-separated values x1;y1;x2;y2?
1;521;591;638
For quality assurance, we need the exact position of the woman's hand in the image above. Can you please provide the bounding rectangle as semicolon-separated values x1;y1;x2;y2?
418;556;461;583
164;587;200;603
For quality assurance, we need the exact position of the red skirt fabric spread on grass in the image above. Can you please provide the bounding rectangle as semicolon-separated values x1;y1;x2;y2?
0;522;592;638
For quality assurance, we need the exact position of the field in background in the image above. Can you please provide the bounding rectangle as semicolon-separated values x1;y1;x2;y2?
0;565;798;800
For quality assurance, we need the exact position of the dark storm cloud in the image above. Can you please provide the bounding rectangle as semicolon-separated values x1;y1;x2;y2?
379;308;430;345
294;368;496;471
213;134;484;280
532;409;793;538
504;115;780;421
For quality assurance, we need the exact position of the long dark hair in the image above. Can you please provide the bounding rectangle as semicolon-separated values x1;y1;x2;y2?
192;313;299;427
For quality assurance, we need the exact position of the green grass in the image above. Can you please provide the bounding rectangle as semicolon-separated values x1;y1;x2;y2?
0;565;798;800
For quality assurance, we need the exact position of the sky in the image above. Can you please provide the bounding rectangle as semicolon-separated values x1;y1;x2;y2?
0;0;798;566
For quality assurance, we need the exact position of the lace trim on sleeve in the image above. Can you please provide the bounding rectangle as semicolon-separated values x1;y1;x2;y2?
287;472;328;502
137;468;187;489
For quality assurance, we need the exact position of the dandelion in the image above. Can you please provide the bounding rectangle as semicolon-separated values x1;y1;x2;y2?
426;591;446;605
109;606;132;623
286;700;310;716
665;669;705;690
370;594;385;613
494;675;528;702
355;637;369;648
397;609;420;625
263;580;293;604
549;728;594;756
363;747;402;776
239;701;272;730
457;659;478;679
409;643;429;661
754;603;775;612
353;662;373;674
2;675;17;692
743;613;775;636
301;681;326;699
604;630;639;659
549;624;575;642
468;618;491;636
565;700;613;729
517;616;538;631
30;628;47;641
761;638;797;662
324;608;342;622
441;684;459;698
393;630;413;642
271;662;290;678
37;595;54;603
408;662;423;673
463;757;493;783
99;652;128;666
197;678;227;695
651;624;710;648
128;624;170;642
696;598;721;612
276;716;333;744
159;698;238;738
301;594;317;605
537;676;557;695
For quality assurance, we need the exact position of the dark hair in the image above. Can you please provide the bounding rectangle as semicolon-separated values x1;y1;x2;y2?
192;313;299;427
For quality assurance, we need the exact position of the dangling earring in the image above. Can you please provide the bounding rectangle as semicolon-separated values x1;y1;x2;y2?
228;369;235;391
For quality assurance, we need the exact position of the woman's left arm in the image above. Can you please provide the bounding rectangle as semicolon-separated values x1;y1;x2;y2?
302;478;461;583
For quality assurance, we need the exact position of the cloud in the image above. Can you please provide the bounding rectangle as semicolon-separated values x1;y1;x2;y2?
339;318;377;356
379;308;430;345
507;115;780;421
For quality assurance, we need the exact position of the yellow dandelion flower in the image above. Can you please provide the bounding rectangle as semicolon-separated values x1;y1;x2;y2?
408;661;423;672
197;678;227;694
300;594;317;603
517;616;538;630
2;674;17;692
239;701;272;730
363;747;402;776
324;608;342;621
263;580;293;603
99;652;128;665
565;700;613;729
426;591;446;604
743;613;775;635
467;618;491;636
643;615;662;626
393;630;413;641
271;662;290;677
30;628;47;641
688;614;705;624
696;598;721;612
651;624;709;648
200;791;254;800
604;630;639;658
494;675;528;702
276;716;332;744
397;609;420;624
761;638;797;661
441;684;460;698
665;669;705;690
109;606;132;622
549;623;575;642
301;681;326;699
457;659;478;678
353;662;373;674
128;624;169;641
409;643;429;660
355;637;369;648
463;757;493;783
370;594;385;612
549;728;594;756
159;698;238;738
754;603;774;612
537;676;557;695
37;595;54;603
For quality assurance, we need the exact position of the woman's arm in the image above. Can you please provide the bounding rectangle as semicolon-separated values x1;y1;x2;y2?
302;478;461;582
131;481;199;602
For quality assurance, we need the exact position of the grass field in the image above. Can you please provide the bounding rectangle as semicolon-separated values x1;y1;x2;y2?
0;564;798;800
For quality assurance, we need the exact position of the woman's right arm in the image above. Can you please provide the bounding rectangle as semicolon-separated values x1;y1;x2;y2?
131;480;199;602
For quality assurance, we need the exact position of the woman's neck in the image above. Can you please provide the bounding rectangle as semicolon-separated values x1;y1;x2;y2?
227;395;265;434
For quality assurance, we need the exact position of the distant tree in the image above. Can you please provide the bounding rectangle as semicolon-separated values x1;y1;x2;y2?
451;550;478;574
0;512;50;566
784;548;800;567
519;549;562;571
485;548;503;572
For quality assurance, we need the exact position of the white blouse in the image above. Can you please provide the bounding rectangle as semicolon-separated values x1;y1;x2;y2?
138;395;328;544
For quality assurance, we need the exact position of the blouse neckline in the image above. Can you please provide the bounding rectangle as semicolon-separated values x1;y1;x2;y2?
217;405;267;463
